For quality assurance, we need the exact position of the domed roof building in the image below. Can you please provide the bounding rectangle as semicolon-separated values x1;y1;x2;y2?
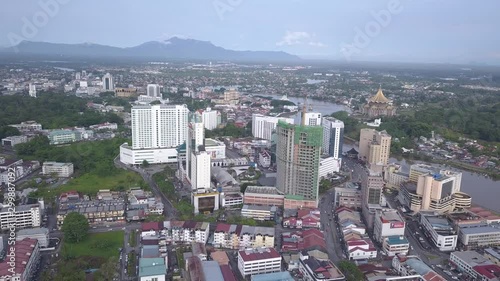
362;87;396;118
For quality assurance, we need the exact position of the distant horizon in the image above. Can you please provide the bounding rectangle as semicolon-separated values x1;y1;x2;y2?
2;1;499;65
3;38;500;67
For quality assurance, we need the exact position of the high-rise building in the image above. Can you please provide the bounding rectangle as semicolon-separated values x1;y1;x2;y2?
28;83;36;98
186;112;206;182
275;121;323;208
75;72;81;80
252;114;294;141
131;104;189;150
399;165;470;213
190;150;211;192
361;171;386;229
147;84;161;97
120;104;189;165
102;73;114;91
303;112;322;126
201;108;220;130
322;117;344;158
359;128;391;169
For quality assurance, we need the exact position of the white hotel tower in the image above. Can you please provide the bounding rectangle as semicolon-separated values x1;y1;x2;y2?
120;104;189;165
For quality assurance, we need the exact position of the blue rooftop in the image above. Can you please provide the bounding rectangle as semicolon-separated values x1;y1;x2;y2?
386;236;409;245
251;271;294;281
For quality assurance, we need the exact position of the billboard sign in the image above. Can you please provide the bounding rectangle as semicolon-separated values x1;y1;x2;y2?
390;221;405;229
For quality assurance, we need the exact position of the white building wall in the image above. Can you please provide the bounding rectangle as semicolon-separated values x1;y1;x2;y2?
191;151;211;191
202;108;219;130
252;114;294;140
120;144;178;165
131;104;189;150
146;84;161;97
318;157;341;178
303;112;322;126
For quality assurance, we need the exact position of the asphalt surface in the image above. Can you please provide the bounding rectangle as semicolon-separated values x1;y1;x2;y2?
114;155;178;219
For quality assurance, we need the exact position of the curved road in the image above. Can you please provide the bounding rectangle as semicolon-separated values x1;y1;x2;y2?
114;155;178;219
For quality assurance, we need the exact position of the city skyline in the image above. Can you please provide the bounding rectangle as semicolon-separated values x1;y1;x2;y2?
1;0;500;64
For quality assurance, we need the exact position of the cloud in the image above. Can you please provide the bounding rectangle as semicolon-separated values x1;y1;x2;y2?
276;31;326;47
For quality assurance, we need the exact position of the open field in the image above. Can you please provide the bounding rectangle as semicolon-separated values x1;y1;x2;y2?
64;231;124;259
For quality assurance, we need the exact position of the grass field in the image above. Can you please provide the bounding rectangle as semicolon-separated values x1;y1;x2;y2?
64;231;124;259
58;170;144;195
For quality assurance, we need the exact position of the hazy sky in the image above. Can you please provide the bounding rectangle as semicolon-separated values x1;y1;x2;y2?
1;0;499;63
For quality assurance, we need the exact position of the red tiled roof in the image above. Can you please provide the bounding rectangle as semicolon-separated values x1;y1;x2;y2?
239;248;281;262
0;238;38;276
142;222;160;231
473;264;500;279
220;265;237;281
215;223;231;233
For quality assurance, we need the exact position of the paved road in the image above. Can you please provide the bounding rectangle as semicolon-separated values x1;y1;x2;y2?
114;155;178;219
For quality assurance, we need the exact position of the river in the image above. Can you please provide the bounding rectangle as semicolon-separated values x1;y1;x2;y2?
343;143;500;212
256;94;351;124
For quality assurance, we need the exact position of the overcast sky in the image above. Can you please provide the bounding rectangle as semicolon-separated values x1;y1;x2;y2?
1;0;499;63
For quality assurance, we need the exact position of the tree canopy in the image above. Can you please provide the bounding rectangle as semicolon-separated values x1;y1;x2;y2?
61;212;89;243
0;92;122;129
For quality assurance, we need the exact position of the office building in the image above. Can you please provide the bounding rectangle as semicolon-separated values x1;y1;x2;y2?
185;112;205;180
28;83;36;97
16;228;49;248
238;247;281;277
1;135;28;147
243;186;285;207
201;108;220;130
419;212;458;251
398;166;470;213
0;238;40;281
358;129;392;168
373;209;406;243
361;171;385;229
146;84;161;98
373;209;409;256
318;156;341;178
334;182;362;209
384;164;409;189
48;129;80;145
252;114;294;140
299;252;346;281
190;150;211;192
102;73;114;91
241;205;277;221
276;120;323;208
192;192;219;214
458;224;500;250
0;203;41;230
450;251;500;281
322;117;344;158
42;162;74;178
120;104;189;165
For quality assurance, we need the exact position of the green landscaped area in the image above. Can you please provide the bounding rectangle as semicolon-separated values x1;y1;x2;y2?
64;231;124;259
58;170;145;195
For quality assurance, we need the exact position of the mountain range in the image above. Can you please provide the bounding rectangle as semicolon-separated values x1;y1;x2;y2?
0;37;300;62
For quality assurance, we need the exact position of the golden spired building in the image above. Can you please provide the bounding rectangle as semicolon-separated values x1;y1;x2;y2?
362;86;396;118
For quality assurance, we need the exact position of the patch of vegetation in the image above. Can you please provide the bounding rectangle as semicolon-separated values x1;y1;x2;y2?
64;231;124;259
0;92;122;129
129;230;137;247
205;122;252;138
338;261;364;281
62;212;89;243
